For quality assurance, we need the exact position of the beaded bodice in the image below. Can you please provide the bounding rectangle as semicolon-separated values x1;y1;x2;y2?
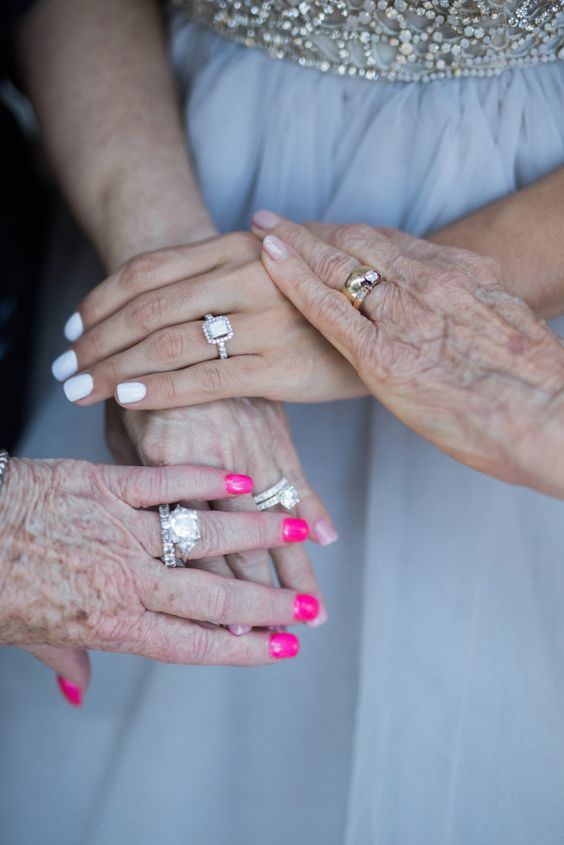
174;0;563;81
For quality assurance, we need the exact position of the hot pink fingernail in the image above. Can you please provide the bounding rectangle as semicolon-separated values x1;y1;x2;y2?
270;632;300;660
282;518;309;543
225;474;254;495
252;209;281;229
306;602;329;628
314;518;339;546
57;676;82;707
293;594;320;622
263;235;289;261
229;624;253;636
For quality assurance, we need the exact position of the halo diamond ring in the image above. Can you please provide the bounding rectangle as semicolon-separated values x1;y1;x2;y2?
203;313;233;360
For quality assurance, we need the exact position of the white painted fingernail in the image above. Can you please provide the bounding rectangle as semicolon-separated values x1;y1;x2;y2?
116;382;147;404
51;350;78;382
63;373;93;402
228;624;253;636
64;312;83;342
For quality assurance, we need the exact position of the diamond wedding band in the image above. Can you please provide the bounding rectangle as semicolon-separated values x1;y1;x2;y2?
159;504;201;566
203;313;233;360
254;476;300;512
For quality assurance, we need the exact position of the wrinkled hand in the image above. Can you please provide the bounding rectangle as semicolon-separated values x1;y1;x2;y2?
52;231;365;406
0;458;320;697
253;213;564;498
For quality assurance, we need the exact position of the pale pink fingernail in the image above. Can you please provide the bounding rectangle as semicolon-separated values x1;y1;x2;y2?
229;624;253;636
306;602;329;629
57;676;83;707
282;518;309;543
263;235;289;261
252;210;281;229
270;632;300;660
225;474;253;495
293;594;320;622
314;518;339;546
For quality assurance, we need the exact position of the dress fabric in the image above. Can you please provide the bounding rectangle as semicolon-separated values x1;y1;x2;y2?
1;20;564;845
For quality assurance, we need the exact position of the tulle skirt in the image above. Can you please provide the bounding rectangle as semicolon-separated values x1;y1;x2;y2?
2;23;563;845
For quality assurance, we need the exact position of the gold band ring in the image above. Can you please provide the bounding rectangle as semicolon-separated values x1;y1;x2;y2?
342;265;383;309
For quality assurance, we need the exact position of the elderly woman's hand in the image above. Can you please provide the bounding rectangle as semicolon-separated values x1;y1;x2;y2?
252;213;564;499
0;458;320;700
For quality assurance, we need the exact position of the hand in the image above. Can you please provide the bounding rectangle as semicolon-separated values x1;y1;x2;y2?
51;232;366;406
252;213;564;499
0;458;321;700
107;399;336;601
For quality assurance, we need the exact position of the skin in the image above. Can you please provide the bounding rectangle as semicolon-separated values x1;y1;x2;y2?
0;458;313;691
253;216;564;498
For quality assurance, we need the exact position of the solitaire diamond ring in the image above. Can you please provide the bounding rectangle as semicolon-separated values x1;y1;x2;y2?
159;504;201;565
254;476;300;512
342;265;383;309
203;313;233;360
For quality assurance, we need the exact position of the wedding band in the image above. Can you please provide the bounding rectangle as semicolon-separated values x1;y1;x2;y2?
0;449;9;495
203;313;233;360
342;265;383;309
254;476;300;511
159;504;202;565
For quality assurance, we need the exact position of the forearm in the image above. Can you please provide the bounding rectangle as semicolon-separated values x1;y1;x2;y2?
17;0;215;270
429;166;564;319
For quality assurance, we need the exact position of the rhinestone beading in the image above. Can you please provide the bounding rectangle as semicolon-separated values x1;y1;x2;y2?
174;0;564;82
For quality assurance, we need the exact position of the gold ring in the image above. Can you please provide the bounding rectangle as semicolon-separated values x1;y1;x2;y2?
342;265;383;309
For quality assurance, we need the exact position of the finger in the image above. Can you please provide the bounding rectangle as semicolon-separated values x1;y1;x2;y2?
58;313;266;403
112;356;273;410
176;498;235;581
99;463;254;508
140;565;319;628
21;644;91;698
129;612;301;665
213;493;274;587
136;508;309;559
67;236;245;337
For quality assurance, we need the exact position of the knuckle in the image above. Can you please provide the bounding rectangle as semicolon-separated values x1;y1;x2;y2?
188;625;215;664
198;362;226;395
315;247;352;283
119;252;164;291
128;292;165;333
204;583;232;622
226;230;260;256
150;327;187;364
333;222;373;249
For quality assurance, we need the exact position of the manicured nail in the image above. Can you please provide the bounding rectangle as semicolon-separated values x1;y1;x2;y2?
63;373;93;402
293;593;320;622
314;518;339;546
116;382;147;404
64;312;83;342
51;350;78;382
228;624;253;636
225;474;254;495
282;518;309;543
263;235;289;261
252;209;281;229
269;632;300;660
306;602;329;629
57;676;82;707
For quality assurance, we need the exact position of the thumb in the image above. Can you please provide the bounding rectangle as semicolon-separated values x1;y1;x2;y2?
21;644;91;704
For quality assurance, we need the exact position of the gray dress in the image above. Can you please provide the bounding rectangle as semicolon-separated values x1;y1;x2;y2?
2;4;564;843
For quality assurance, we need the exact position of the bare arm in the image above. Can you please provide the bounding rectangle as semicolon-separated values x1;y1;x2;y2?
17;0;215;269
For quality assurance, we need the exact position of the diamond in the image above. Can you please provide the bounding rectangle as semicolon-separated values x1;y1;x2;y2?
169;506;201;554
364;269;379;282
203;315;233;344
280;486;300;510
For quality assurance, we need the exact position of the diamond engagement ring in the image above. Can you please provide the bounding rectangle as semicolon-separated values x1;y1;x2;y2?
254;476;300;512
342;265;383;309
159;504;201;565
203;313;233;360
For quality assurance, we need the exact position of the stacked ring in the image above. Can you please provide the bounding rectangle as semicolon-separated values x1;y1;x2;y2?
254;476;300;512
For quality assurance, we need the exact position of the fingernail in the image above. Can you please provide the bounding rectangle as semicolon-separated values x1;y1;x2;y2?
252;210;281;229
57;675;82;707
269;632;300;660
282;518;309;543
228;624;253;636
306;602;329;629
293;593;320;622
225;474;254;495
263;235;289;262
314;518;339;546
116;382;147;404
51;350;78;382
63;373;93;402
64;312;83;342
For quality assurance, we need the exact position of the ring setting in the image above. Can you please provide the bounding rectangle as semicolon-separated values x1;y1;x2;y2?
203;313;233;360
254;476;300;512
342;265;383;309
159;504;201;565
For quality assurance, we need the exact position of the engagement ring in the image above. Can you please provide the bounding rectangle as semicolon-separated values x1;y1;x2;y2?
254;476;300;511
203;313;233;360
